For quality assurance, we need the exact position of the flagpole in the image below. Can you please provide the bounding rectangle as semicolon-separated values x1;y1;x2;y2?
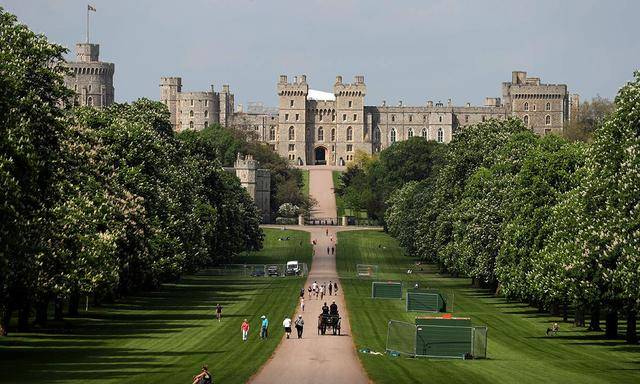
86;6;89;43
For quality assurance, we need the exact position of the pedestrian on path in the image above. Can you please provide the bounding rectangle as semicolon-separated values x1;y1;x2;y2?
260;315;269;339
327;246;330;255
328;281;333;296
308;285;312;298
241;319;250;341
331;246;335;255
300;297;305;312
300;287;305;299
334;282;338;295
215;303;222;322
283;316;292;339
320;284;325;300
295;315;304;338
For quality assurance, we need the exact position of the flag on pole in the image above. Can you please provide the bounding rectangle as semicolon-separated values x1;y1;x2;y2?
88;5;96;12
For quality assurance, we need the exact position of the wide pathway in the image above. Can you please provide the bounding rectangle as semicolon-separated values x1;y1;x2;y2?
249;168;369;384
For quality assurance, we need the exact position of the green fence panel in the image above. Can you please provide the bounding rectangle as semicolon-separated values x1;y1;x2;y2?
415;325;472;358
372;282;403;299
407;292;446;312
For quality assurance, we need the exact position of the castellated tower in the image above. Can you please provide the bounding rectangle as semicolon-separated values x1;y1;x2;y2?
334;75;366;165
233;154;271;223
63;43;115;108
277;75;308;165
159;77;182;128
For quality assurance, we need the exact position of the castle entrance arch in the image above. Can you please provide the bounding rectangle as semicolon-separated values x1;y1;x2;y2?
314;146;327;165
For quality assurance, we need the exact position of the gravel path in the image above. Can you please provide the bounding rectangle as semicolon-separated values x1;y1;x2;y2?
249;169;369;384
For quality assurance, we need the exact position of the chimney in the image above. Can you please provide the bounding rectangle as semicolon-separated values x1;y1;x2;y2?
466;102;471;107
427;100;433;107
300;74;307;83
398;100;403;107
222;84;230;93
335;75;343;84
279;75;288;84
210;84;215;92
382;100;386;107
293;76;298;84
447;98;452;106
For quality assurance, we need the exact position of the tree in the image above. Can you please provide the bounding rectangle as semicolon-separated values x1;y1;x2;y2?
564;96;615;142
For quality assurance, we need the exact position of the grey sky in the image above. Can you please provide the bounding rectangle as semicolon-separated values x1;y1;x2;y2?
3;0;639;107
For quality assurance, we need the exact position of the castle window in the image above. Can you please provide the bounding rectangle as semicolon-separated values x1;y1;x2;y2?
87;96;93;106
319;113;323;122
88;84;91;91
523;115;529;126
74;84;77;91
546;102;551;111
332;113;336;122
331;128;336;141
347;144;353;152
465;115;469;123
421;128;427;138
342;114;347;122
204;110;208;118
204;100;208;107
204;121;208;128
285;113;289;121
269;126;276;140
437;128;444;143
408;128;414;138
290;100;294;107
348;101;352;108
191;99;194;106
533;104;537;111
190;110;194;117
289;144;295;151
391;115;395;122
439;115;442;123
409;115;412;122
545;115;551;125
482;116;485;122
524;102;529;111
318;127;324;141
423;115;426;122
289;126;295;141
374;127;381;142
295;113;299;121
189;121;194;129
390;128;397;143
347;127;353;141
353;114;357;121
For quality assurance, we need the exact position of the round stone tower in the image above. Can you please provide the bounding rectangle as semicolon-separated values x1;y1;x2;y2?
64;42;115;108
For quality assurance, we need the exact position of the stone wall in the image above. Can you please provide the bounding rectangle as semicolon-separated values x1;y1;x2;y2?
63;43;115;108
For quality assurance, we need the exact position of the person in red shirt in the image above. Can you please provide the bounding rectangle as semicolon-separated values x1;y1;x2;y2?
241;319;250;341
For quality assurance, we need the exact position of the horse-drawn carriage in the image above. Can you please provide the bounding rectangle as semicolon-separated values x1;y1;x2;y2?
318;313;341;335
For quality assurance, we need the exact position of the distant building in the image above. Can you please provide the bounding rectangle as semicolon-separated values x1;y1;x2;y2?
63;42;115;108
225;154;271;223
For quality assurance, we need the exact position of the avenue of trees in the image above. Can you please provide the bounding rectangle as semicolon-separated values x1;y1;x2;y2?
0;9;263;335
385;73;640;343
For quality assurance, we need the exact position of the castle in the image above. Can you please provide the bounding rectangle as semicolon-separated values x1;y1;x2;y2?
63;42;115;108
224;154;271;223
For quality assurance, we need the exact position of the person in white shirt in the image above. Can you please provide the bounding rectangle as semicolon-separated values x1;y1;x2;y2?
283;317;292;339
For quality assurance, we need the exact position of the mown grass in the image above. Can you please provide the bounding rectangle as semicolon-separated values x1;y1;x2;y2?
337;230;640;384
0;228;311;384
300;169;310;198
332;170;345;217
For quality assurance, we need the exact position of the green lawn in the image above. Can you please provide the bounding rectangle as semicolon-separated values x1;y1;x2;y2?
0;228;311;384
301;169;310;198
337;230;640;384
332;170;345;217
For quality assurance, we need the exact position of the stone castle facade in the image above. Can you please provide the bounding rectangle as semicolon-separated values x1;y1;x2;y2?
63;42;115;108
224;154;271;223
159;77;234;132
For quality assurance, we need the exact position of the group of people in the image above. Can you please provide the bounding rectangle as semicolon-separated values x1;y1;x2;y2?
305;280;338;300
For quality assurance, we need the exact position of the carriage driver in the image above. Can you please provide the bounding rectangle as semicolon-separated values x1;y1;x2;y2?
330;301;338;316
322;302;330;315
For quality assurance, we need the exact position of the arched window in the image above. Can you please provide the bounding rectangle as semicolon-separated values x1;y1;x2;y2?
347;126;353;141
421;128;427;138
390;128;397;143
288;126;295;141
437;128;444;143
374;127;381;142
391;115;395;122
87;96;93;106
545;115;551;125
408;128;414;138
318;127;324;141
524;102;529;111
190;110;194;117
523;115;529;126
439;115;442;123
331;128;336;141
204;121;208;128
189;121;194;129
204;110;208;118
190;99;194;106
533;104;537;111
269;127;276;141
546;102;551;111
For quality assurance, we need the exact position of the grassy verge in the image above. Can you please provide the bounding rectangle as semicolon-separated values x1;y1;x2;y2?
337;230;640;384
0;228;311;384
332;170;345;217
300;169;310;198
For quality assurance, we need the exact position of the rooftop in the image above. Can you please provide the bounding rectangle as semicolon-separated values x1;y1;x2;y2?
307;89;335;101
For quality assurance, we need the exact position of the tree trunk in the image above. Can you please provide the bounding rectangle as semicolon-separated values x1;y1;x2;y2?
0;305;11;336
626;308;638;344
18;301;31;331
605;309;618;339
54;296;64;321
551;302;560;316
574;307;585;327
588;306;602;331
34;297;48;327
562;301;569;323
68;290;79;317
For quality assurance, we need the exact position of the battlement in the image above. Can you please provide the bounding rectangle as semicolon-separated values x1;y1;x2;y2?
234;153;258;169
334;75;366;96
160;77;182;86
75;43;100;62
277;74;309;96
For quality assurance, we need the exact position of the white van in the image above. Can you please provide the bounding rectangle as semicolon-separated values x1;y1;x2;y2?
286;261;300;276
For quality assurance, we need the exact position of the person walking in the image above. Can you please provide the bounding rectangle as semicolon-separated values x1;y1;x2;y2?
300;287;305;299
260;315;269;339
215;303;222;322
327;246;330;255
320;284;325;300
300;297;305;312
295;315;304;339
241;319;250;341
328;281;333;296
331;246;335;255
334;281;338;295
283;316;292;339
308;285;312;299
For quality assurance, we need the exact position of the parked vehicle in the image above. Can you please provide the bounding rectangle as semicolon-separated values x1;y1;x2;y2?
250;268;265;277
285;261;300;276
267;265;279;276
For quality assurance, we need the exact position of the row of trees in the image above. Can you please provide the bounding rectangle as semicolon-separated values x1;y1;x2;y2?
386;73;640;343
0;9;263;335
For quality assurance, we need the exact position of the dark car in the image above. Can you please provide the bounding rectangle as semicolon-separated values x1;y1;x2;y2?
250;268;265;277
267;265;279;277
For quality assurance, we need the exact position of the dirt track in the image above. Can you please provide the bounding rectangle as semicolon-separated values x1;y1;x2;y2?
249;168;369;384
